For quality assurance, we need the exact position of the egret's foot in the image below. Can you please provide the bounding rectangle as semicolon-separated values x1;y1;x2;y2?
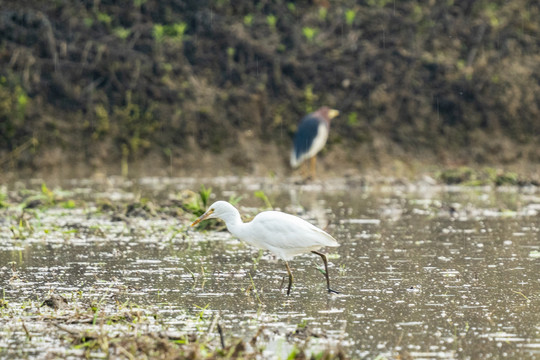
327;288;340;294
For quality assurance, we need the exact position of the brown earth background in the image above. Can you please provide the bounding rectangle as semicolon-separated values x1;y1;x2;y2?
1;0;539;180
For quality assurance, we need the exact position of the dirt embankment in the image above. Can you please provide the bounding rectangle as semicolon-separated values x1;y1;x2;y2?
1;1;539;179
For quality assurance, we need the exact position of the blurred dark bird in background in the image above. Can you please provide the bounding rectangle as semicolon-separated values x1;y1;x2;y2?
290;106;339;178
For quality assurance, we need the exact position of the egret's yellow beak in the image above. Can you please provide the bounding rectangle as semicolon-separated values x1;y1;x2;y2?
191;209;214;226
328;109;340;119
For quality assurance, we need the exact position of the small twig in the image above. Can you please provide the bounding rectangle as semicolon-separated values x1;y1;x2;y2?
22;322;32;340
52;322;85;337
511;290;530;302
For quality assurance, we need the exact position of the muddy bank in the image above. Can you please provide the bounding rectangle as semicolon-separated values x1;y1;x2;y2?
1;1;540;177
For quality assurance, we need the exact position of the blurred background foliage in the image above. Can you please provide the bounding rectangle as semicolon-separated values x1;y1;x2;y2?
0;0;539;176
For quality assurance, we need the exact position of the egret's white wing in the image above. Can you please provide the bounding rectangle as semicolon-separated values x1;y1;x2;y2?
241;211;338;251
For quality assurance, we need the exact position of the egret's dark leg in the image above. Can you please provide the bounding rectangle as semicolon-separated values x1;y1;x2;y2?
311;251;339;294
285;261;294;296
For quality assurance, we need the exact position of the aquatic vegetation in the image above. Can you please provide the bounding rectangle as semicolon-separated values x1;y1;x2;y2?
1;291;339;359
437;167;532;186
254;190;272;209
0;191;8;208
9;217;34;240
184;185;213;217
438;167;476;185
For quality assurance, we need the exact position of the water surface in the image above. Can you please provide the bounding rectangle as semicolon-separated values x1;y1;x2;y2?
1;177;539;358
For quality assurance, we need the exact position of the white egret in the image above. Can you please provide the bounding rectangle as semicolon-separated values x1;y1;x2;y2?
191;201;339;295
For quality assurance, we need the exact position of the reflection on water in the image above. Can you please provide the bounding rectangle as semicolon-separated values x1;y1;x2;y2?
1;177;540;358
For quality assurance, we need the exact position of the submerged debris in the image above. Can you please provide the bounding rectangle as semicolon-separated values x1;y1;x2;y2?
41;294;68;310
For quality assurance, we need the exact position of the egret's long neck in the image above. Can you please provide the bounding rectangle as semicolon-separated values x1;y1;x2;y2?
220;207;245;237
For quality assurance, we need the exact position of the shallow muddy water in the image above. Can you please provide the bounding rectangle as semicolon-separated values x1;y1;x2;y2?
1;177;539;358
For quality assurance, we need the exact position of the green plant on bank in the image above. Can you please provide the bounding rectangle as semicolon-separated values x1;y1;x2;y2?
302;27;318;43
115;94;158;154
266;14;277;30
347;112;359;126
83;17;93;27
133;0;147;7
0;77;29;143
367;0;392;8
113;27;130;40
96;12;112;26
91;91;158;177
318;7;327;20
226;47;235;61
288;3;296;13
304;84;316;113
345;9;356;26
153;22;188;43
153;24;165;42
243;14;253;26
